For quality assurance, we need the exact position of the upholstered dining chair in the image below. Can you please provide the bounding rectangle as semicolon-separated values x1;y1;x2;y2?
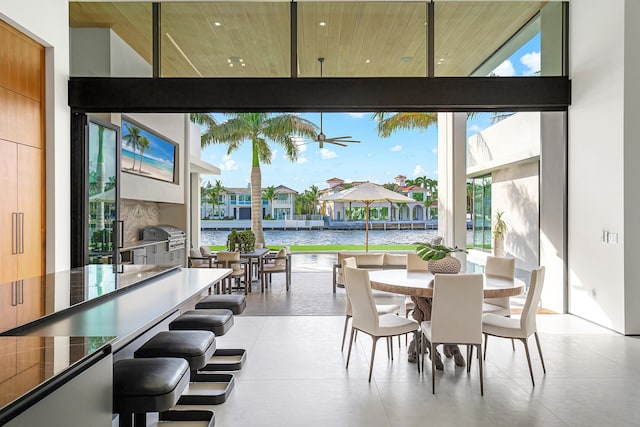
483;256;516;316
215;251;247;293
483;256;516;350
344;265;420;382
188;248;212;268
482;266;546;386
340;257;401;351
421;273;484;395
199;245;214;257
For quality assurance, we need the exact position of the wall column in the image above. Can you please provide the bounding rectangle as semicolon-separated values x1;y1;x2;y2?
437;112;467;266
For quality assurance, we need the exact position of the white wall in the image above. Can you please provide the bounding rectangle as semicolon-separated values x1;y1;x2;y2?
0;0;71;273
468;112;541;174
623;0;640;333
569;0;627;332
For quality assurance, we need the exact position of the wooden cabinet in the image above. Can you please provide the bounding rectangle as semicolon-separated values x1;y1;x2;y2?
0;21;45;284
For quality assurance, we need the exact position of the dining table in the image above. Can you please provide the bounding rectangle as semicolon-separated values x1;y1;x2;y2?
368;269;525;368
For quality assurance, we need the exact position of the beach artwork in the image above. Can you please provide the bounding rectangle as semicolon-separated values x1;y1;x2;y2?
121;119;176;183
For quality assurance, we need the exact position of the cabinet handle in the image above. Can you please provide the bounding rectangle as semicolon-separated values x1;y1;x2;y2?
18;280;24;304
11;281;18;306
19;212;25;254
12;213;18;254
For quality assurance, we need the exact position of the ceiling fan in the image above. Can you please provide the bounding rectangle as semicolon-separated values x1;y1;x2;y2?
304;58;361;149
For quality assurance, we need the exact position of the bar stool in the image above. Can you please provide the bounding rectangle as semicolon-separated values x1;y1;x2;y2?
195;294;246;314
113;357;189;427
170;309;234;336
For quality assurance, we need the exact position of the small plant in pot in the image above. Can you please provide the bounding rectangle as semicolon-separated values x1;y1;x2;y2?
493;211;508;257
415;241;468;274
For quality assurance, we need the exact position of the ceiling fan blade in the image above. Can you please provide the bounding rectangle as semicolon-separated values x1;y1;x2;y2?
327;141;348;147
329;136;352;140
328;138;360;143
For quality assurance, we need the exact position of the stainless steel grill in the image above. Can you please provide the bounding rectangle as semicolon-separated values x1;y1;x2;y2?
142;225;186;252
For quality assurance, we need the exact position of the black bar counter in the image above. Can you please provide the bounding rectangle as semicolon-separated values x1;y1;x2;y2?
0;265;231;425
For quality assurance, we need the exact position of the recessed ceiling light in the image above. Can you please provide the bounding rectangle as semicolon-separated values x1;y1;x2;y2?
319;21;327;27
214;21;222;27
400;56;413;62
365;59;371;64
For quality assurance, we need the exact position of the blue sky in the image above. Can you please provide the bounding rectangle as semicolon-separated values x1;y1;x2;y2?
200;35;540;193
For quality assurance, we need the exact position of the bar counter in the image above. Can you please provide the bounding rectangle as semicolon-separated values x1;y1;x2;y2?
0;265;230;425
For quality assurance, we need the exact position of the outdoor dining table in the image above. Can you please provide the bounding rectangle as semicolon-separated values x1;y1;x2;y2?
367;269;525;367
239;247;271;290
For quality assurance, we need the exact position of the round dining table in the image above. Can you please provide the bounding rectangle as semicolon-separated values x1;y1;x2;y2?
368;269;525;367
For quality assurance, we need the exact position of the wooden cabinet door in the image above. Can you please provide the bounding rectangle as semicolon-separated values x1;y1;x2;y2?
0;140;18;284
16;276;44;329
17;145;44;279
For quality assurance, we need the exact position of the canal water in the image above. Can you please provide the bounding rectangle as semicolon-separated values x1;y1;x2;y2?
201;228;474;247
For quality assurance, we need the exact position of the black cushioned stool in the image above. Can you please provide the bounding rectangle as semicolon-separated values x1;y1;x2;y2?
170;308;247;372
113;357;189;427
134;330;216;381
170;309;234;336
134;330;234;405
195;294;247;314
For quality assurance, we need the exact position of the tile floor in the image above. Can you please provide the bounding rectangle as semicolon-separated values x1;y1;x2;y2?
172;268;640;427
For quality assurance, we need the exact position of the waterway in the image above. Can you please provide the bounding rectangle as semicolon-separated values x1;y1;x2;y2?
201;228;474;247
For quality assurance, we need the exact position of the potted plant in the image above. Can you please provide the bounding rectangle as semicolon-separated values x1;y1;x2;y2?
493;211;508;257
415;241;467;274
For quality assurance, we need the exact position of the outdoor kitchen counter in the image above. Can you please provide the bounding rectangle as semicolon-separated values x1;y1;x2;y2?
121;239;169;250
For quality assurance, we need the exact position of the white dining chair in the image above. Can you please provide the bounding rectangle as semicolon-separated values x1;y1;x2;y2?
421;273;484;395
344;265;420;382
340;257;401;351
482;266;546;386
483;256;516;316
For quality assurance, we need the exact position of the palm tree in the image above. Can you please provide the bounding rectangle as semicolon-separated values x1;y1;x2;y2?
137;135;151;173
307;185;320;215
262;185;279;219
201;181;214;218
122;123;142;170
194;113;317;245
210;180;228;219
371;112;438;137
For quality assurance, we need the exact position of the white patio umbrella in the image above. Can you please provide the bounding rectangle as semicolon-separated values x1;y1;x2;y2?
320;182;415;252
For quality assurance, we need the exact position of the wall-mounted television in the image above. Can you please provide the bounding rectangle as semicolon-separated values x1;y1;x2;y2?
121;118;177;183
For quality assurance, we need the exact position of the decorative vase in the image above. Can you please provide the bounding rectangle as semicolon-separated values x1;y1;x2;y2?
428;253;461;274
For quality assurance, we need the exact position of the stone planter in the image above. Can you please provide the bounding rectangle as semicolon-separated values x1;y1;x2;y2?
427;253;461;274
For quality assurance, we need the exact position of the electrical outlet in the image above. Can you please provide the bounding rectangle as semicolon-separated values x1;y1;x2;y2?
607;233;618;244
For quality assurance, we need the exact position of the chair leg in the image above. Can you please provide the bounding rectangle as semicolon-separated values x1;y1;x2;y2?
534;332;547;373
478;344;484;396
521;338;536;386
341;315;351;351
511;338;515;351
483;334;488;360
346;328;356;369
431;342;437;394
369;337;379;382
466;345;472;373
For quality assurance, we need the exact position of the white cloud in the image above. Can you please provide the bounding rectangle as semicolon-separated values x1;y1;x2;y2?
297;156;309;164
431;147;438;154
413;165;426;177
390;145;402;152
520;51;540;76
469;124;481;133
492;59;515;77
367;153;373;157
219;154;239;171
346;112;367;119
320;148;337;159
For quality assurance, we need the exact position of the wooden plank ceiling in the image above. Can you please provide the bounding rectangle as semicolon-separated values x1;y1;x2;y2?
69;1;544;78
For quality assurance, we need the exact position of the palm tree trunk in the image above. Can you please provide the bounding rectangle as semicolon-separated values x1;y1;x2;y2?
251;166;265;245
